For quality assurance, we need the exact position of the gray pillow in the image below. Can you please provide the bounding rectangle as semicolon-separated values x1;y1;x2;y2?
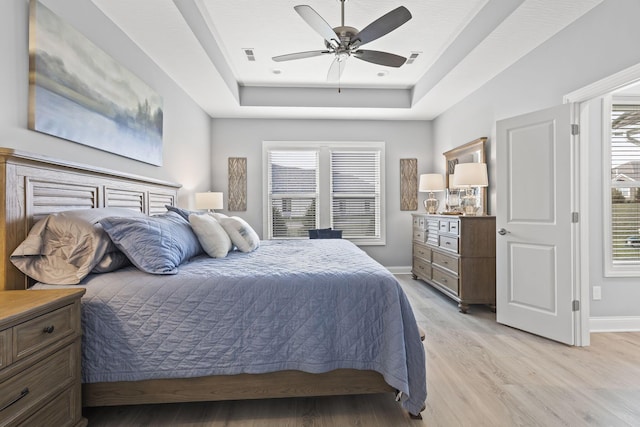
99;211;203;274
10;207;145;285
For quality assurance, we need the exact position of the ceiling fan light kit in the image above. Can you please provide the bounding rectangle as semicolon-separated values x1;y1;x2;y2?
272;0;412;84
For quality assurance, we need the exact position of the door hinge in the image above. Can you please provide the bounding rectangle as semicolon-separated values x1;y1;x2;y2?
572;300;580;311
572;212;579;223
571;124;579;135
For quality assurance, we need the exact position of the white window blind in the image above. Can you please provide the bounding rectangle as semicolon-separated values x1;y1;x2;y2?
267;150;318;238
331;151;380;238
609;104;640;264
264;141;385;245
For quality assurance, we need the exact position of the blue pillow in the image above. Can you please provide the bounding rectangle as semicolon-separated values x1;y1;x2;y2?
99;211;203;274
165;204;200;221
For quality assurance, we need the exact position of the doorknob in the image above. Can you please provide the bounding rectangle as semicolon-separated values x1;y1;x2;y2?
498;228;508;235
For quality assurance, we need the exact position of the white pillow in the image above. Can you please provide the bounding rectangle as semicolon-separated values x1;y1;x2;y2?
218;216;260;253
211;212;228;221
188;213;233;258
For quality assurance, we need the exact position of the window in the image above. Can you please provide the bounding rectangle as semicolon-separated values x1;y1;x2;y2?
605;101;640;275
264;142;385;245
267;150;318;239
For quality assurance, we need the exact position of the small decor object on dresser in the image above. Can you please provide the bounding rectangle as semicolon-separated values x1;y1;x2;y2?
0;288;87;426
411;213;496;313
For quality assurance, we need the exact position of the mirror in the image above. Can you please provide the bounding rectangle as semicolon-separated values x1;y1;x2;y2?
443;137;488;215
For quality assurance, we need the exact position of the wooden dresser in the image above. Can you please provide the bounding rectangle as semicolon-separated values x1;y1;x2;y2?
412;213;496;313
0;289;86;427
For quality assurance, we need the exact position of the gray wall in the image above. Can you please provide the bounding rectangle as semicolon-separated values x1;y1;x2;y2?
432;0;640;318
211;118;432;268
0;0;212;207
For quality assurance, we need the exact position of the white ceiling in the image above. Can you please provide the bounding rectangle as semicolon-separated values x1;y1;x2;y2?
91;0;602;120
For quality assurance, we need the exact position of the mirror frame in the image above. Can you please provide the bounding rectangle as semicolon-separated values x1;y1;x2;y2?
443;137;488;215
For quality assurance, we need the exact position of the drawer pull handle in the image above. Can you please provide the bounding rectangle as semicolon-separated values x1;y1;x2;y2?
1;387;29;411
43;325;55;334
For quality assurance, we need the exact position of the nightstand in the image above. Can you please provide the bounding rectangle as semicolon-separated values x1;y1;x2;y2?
0;288;86;427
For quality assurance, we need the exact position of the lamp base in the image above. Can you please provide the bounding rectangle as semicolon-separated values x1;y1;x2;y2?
461;191;478;216
424;197;439;214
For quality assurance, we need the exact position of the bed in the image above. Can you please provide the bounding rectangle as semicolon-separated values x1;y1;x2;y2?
0;148;427;417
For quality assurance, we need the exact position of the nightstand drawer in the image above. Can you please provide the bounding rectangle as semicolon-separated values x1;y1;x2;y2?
18;387;77;427
432;251;459;274
432;268;459;295
439;235;459;253
0;329;11;370
14;305;75;361
0;343;76;426
413;244;431;262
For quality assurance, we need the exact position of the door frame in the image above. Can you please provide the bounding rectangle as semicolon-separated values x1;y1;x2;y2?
564;62;640;346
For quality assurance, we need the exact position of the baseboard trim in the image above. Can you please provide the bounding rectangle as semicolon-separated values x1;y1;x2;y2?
387;266;412;275
589;316;640;332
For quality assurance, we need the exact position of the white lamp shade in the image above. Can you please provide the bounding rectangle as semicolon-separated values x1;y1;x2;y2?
195;192;224;210
419;173;445;192
453;163;488;187
448;173;460;189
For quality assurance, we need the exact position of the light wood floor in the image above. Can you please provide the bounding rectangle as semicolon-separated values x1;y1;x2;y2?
84;274;640;426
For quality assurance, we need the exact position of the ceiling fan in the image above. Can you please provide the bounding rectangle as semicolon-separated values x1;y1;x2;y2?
272;0;412;82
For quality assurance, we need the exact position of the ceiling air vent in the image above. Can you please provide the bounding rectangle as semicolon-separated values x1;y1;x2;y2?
243;48;256;62
405;52;420;65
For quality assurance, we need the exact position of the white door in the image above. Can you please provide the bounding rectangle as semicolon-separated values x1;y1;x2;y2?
496;104;575;345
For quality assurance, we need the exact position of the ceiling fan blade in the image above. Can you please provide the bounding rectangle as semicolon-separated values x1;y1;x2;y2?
294;5;339;48
327;57;347;82
352;6;412;48
272;50;330;62
353;50;407;67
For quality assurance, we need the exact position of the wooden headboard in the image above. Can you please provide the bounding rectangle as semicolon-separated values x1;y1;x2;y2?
0;148;181;290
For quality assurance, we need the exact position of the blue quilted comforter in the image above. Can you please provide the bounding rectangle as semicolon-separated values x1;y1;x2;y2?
38;239;427;414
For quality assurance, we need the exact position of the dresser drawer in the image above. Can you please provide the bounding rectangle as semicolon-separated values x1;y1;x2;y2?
413;258;432;280
449;221;460;235
432;251;459;274
412;216;427;230
412;229;427;244
0;343;76;426
432;268;459;295
13;305;75;362
413;244;431;262
439;235;459;253
438;221;450;233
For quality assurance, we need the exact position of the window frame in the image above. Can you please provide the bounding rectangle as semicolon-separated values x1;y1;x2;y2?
263;141;386;246
603;95;640;277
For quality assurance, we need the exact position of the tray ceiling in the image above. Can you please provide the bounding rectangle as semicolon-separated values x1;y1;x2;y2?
90;0;602;120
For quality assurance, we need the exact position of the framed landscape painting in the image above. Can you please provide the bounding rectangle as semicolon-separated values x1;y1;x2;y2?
28;0;163;166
